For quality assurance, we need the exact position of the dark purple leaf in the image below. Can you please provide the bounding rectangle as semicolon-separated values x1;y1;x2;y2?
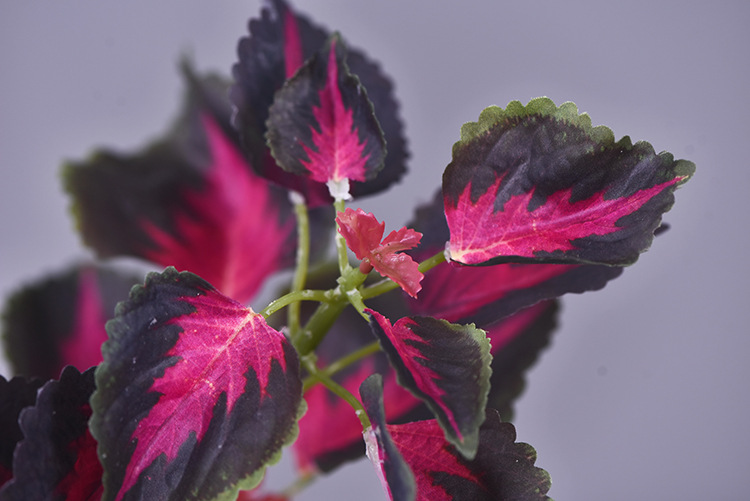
483;301;558;421
266;34;386;195
366;311;491;459
360;377;551;500
64;64;313;305
0;366;102;501
360;375;416;501
0;375;43;487
90;268;303;501
138;114;296;303
386;411;551;500
442;98;694;266
231;0;407;206
2;264;137;380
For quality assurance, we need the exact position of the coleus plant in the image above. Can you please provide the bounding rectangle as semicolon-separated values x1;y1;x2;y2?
0;1;694;500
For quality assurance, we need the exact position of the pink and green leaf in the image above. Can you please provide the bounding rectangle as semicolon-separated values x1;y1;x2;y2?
387;413;551;500
137;114;296;303
293;272;421;472
409;190;623;324
360;377;551;500
286;266;559;473
337;208;423;297
64;64;310;305
231;0;407;206
236;489;289;501
279;268;421;473
443;98;694;266
266;34;386;191
90;268;304;501
360;375;417;501
366;310;491;459
0;366;102;500
294;354;418;473
1;264;138;380
0;375;44;487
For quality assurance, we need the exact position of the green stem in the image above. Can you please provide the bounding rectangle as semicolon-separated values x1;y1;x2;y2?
259;289;332;319
302;340;381;392
295;264;372;355
302;356;371;429
288;197;311;338
333;198;351;275
295;298;348;356
361;249;447;300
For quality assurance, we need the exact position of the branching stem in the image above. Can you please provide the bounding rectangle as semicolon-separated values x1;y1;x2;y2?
302;340;381;392
302;355;371;429
259;289;332;319
333;198;351;275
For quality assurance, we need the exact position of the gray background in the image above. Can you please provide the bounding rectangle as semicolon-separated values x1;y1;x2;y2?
1;1;747;499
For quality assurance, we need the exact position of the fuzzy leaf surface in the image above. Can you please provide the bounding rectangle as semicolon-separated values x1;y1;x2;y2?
64;65;305;305
443;98;694;266
266;35;386;189
90;268;303;501
231;0;407;206
337;208;423;297
366;310;491;459
2;264;138;380
0;366;102;500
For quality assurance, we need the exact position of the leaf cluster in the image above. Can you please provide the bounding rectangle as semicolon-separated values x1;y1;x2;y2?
0;1;693;500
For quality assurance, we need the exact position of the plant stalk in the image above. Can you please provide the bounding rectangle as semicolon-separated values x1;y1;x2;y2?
302;356;371;429
288;196;311;338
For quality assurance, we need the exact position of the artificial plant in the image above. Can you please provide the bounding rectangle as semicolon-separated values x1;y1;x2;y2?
0;1;693;500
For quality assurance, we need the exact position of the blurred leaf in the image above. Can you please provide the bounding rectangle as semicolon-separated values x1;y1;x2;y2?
2;264;138;379
0;366;102;500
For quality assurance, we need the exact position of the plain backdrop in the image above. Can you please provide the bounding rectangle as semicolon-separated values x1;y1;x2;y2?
1;1;748;499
